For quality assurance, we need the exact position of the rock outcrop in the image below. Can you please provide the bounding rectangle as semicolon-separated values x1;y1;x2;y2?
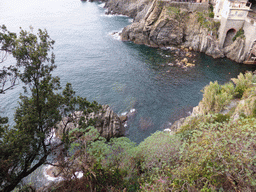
56;105;126;140
121;2;185;47
105;0;151;21
121;4;225;58
223;37;246;63
105;0;247;62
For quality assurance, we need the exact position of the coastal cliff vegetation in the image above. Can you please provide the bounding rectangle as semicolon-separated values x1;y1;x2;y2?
1;2;256;191
41;71;256;192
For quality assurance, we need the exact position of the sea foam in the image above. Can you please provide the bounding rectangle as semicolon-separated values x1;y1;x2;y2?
109;29;123;40
98;2;105;8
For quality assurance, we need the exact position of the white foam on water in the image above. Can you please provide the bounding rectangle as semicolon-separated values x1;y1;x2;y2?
163;128;172;132
121;111;128;116
101;13;114;17
130;108;136;113
128;18;133;23
71;171;83;179
165;46;178;51
116;14;129;17
44;166;83;181
98;2;105;8
43;165;63;182
102;11;130;18
109;29;123;41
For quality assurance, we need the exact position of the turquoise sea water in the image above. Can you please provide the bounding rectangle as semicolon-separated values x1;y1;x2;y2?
1;0;256;187
1;0;256;144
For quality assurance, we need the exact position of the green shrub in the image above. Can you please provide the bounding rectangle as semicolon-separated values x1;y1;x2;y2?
252;100;256;118
52;126;140;191
232;28;245;41
137;131;181;172
232;72;255;98
196;12;219;38
212;113;230;123
209;12;214;18
209;4;214;12
201;81;234;114
171;118;256;191
168;6;188;27
177;115;209;140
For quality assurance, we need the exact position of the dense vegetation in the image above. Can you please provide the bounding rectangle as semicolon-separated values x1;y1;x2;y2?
1;25;256;192
44;72;256;192
0;26;101;192
232;28;245;42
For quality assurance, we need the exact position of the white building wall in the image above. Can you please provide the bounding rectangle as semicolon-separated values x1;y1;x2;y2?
243;18;256;55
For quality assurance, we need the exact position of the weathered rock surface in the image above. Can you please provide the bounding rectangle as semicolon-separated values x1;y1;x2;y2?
121;3;185;47
184;29;224;59
56;105;126;140
104;0;151;21
224;37;246;63
169;117;185;133
121;5;225;58
105;0;248;62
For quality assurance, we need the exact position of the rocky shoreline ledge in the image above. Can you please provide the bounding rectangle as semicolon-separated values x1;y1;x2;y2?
55;105;128;140
104;0;246;63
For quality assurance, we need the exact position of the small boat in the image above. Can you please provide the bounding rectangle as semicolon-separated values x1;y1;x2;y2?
244;56;256;64
244;60;256;65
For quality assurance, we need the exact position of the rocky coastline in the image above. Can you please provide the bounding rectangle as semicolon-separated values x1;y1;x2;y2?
104;0;247;63
55;105;127;140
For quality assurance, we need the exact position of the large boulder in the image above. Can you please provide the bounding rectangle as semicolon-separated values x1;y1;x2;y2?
56;105;126;140
224;37;246;63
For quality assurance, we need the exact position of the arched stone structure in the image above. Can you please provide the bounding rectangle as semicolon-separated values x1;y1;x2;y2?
223;28;236;47
217;0;251;48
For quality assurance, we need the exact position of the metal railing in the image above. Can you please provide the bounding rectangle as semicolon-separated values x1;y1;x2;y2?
229;2;251;9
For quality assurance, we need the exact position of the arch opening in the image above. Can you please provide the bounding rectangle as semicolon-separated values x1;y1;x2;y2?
223;28;236;48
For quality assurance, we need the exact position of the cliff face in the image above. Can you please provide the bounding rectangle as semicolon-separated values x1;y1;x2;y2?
105;0;151;21
105;0;247;62
121;3;184;47
224;37;246;63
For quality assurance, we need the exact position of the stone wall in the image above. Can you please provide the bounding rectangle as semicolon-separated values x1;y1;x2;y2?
218;17;245;47
160;1;209;12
